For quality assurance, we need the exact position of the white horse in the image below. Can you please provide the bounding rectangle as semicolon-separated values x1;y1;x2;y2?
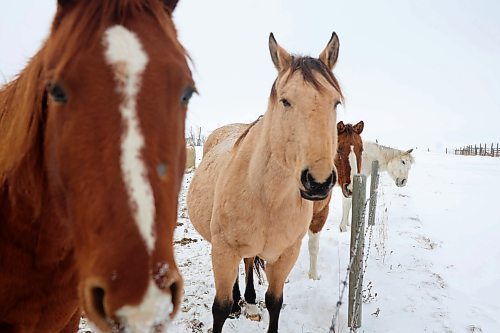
338;141;414;232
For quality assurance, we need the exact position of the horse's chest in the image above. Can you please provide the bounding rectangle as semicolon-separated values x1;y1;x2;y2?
222;201;312;261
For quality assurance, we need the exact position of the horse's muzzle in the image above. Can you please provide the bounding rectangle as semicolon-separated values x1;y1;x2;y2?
300;169;336;201
396;178;407;187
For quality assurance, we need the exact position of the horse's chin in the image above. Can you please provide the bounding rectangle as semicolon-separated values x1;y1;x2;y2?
300;190;329;201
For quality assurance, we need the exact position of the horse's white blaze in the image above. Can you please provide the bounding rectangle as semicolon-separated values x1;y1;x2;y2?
347;145;357;191
103;25;156;252
116;280;173;331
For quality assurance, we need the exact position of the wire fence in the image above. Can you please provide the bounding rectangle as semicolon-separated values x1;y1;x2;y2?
329;198;370;333
448;143;500;157
330;160;380;332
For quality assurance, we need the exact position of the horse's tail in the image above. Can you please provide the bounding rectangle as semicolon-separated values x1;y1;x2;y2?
253;256;266;285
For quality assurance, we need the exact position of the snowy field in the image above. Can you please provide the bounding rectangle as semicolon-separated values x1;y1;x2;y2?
171;149;500;333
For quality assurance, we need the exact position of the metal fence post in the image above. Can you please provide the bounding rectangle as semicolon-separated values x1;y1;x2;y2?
368;161;379;226
348;174;367;329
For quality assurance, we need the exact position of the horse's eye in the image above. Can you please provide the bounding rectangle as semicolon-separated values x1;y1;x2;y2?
47;82;67;103
401;160;406;165
181;86;195;106
280;98;291;108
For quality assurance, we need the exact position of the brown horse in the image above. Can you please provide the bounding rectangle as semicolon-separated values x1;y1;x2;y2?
0;1;194;332
308;121;364;279
187;33;343;332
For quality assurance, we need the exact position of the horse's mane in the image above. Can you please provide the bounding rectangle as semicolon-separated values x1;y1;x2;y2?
367;141;415;164
0;50;46;187
270;56;343;102
234;115;263;148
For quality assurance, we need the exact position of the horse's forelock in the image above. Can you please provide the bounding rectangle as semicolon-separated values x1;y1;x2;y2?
48;0;181;72
270;56;343;103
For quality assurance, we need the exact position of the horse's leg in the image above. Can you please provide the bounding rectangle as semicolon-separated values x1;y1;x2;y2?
339;196;352;232
211;242;241;333
243;257;256;304
243;257;261;320
264;239;301;333
308;199;329;280
307;230;321;280
229;270;242;318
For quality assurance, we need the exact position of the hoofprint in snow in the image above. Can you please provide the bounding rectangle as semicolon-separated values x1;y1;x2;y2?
82;149;500;332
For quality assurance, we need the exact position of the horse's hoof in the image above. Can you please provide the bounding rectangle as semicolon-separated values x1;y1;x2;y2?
308;271;320;280
244;303;262;322
228;309;241;319
339;224;347;232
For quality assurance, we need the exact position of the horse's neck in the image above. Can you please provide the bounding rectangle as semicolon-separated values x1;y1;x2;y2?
235;117;297;204
363;142;401;173
1;160;73;267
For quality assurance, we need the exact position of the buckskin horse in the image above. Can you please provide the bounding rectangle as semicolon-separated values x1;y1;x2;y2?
187;32;343;332
0;0;194;332
210;121;364;316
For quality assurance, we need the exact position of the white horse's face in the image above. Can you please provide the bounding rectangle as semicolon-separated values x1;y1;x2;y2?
386;152;414;187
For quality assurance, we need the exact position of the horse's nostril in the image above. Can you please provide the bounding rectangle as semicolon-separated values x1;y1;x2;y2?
330;171;337;187
301;169;312;191
89;286;107;320
306;170;315;184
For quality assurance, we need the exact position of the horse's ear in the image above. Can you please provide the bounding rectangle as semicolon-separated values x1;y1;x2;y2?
353;121;364;134
405;148;414;154
319;32;339;71
269;33;292;71
163;0;179;12
337;121;346;134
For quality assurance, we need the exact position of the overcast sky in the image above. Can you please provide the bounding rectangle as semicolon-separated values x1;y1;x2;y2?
1;0;499;151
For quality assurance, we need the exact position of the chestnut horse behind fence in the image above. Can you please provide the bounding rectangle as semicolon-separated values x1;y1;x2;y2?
0;1;194;332
308;121;364;279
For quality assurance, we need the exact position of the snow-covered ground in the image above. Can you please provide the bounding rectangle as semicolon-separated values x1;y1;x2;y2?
78;149;500;333
171;150;500;333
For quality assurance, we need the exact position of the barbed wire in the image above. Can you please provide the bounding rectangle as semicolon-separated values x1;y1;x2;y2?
350;204;376;330
329;198;370;333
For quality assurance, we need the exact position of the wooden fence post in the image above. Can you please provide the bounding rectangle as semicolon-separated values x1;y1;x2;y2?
348;174;367;329
368;161;379;226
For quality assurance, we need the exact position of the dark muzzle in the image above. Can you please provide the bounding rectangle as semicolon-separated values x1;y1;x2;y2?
300;169;336;201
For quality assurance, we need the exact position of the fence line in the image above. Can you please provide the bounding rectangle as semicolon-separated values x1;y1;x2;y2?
449;143;500;157
348;174;367;329
330;161;380;332
329;198;370;333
